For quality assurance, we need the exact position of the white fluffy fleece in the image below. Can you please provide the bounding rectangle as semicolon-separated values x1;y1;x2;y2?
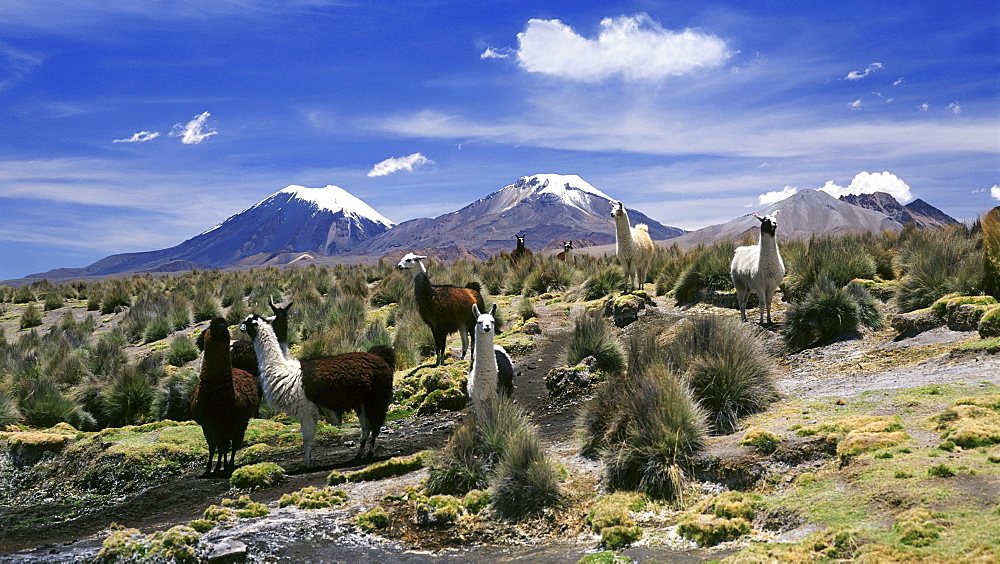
245;317;323;467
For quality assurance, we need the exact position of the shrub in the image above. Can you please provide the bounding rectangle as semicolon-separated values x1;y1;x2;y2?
100;281;132;314
16;376;92;429
426;420;491;495
846;280;885;331
12;285;36;303
582;266;624;301
517;297;538;322
43;292;65;311
370;271;410;306
567;310;625;375
143;314;173;343
784;277;861;351
672;242;735;305
895;224;985;312
230;462;285;490
523;261;573;296
666;315;777;435
103;366;155;427
167;335;200;366
0;392;22;426
20;303;43;329
598;365;709;501
782;235;878;302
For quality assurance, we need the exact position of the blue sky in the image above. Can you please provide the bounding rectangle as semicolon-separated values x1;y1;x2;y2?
1;1;997;281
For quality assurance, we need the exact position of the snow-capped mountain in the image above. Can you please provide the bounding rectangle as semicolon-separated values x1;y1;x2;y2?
30;185;394;278
355;174;685;258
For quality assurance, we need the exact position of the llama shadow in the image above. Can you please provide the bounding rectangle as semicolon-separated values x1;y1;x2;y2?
282;453;392;476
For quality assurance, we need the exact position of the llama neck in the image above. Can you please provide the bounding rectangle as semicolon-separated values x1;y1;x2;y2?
413;271;433;300
758;231;779;260
251;323;299;397
615;212;634;250
203;333;234;382
473;329;497;377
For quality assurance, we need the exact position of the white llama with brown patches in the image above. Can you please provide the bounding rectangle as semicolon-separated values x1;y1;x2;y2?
611;200;654;292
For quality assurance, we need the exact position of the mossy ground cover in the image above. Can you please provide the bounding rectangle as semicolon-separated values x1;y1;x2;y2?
724;382;1000;561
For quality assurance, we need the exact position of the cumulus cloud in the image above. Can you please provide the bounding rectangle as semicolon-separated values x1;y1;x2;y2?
819;171;914;203
758;186;798;206
947;102;962;115
113;131;160;143
992;185;1000;201
918;103;930;112
844;62;883;80
514;14;730;82
169;111;217;144
367;153;432;177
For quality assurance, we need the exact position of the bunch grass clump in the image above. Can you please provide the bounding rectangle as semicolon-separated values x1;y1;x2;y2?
783;277;862;351
672;242;735;305
582;266;625;301
230;462;285;490
666;315;778;435
426;395;561;520
895;224;986;312
782;235;878;303
567;310;625;375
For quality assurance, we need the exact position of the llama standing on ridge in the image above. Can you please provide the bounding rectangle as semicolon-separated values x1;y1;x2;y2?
511;234;533;263
397;253;485;366
731;212;785;324
240;315;394;465
190;317;260;477
557;241;574;262
467;303;515;417
611;201;654;292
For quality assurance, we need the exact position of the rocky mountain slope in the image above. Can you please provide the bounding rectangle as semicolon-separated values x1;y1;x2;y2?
839;191;958;229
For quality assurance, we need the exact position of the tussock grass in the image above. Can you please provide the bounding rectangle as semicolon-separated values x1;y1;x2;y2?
895;223;986;312
672;242;735;305
567;310;625;375
666;315;777;434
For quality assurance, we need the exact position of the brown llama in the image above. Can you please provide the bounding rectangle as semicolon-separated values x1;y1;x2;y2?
556;240;574;262
511;233;533;262
191;317;260;477
397;253;485;366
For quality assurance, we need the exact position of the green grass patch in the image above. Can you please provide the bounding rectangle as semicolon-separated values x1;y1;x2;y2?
327;451;427;485
279;486;348;509
229;462;285;490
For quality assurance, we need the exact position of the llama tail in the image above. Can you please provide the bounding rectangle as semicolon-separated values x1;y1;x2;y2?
367;345;397;371
465;281;482;293
635;223;649;232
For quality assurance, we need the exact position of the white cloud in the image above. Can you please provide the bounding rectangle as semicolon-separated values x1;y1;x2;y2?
113;130;160;143
893;77;903;86
849;98;863;109
480;47;512;60
947;102;962;115
991;185;1000;201
367;152;433;177
758;185;798;206
819;171;914;203
918;103;930;112
169;111;217;144
515;14;730;82
844;62;883;80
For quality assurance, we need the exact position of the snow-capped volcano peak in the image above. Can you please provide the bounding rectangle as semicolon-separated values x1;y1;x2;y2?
498;174;614;215
280;185;395;227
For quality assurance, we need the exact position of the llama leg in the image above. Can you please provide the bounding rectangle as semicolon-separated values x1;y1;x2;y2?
459;326;470;360
203;443;216;477
734;282;748;322
300;416;317;467
433;330;447;366
356;405;370;459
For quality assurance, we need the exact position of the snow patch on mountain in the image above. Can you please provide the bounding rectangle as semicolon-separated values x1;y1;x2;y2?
502;174;614;214
280;185;395;228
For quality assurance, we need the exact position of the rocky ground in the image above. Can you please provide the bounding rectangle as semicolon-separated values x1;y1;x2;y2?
3;293;1000;562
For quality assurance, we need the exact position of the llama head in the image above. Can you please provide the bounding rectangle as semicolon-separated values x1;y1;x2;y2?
396;253;427;272
610;200;625;219
239;314;269;341
203;317;230;348
753;212;778;236
563;241;573;252
516;234;526;246
473;303;498;335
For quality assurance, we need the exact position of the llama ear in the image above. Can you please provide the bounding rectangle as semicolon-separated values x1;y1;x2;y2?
489;303;497;317
473;304;481;317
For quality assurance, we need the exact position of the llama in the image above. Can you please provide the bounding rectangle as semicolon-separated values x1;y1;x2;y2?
467;303;515;415
731;212;785;324
611;200;655;292
511;234;533;262
396;253;485;366
240;314;395;465
190;317;260;477
556;240;574;262
218;299;293;379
